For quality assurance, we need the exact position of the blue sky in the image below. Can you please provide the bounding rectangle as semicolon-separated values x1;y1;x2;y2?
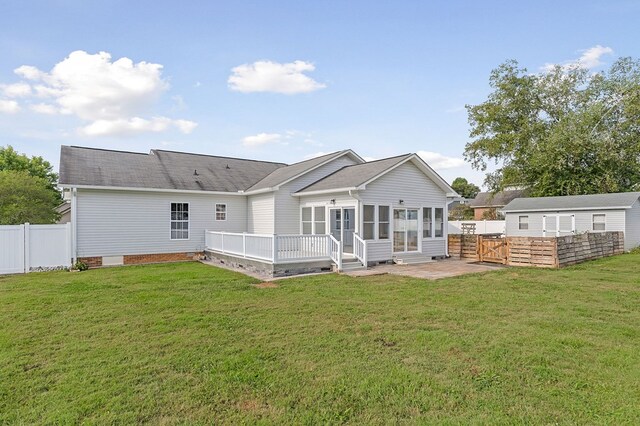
1;0;638;186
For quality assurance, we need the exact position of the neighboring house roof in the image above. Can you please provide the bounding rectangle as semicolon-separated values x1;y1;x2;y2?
294;153;458;196
56;201;71;215
59;146;286;192
246;150;364;192
502;192;640;213
470;189;527;208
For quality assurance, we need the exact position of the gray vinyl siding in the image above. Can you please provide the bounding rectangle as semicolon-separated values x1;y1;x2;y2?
360;161;449;259
247;193;274;234
624;200;640;251
274;156;359;234
76;189;246;257
505;209;626;237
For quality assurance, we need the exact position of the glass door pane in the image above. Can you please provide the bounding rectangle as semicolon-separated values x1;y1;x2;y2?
393;209;406;252
343;208;355;253
406;209;418;251
330;209;341;241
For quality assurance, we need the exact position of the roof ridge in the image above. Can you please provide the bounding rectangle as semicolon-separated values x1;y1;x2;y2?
67;145;149;155
357;153;412;165
283;150;347;167
151;149;287;165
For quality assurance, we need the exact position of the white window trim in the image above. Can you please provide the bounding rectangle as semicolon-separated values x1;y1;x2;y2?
170;201;190;241
313;205;327;235
378;204;391;241
300;206;313;234
518;215;529;230
433;207;445;239
423;207;433;239
592;213;606;232
362;204;376;240
215;203;227;221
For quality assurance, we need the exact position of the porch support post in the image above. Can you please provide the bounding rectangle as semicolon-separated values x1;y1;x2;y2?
272;234;278;263
242;232;246;258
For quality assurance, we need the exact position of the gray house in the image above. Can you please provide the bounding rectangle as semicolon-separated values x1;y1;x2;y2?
502;192;640;251
59;146;458;274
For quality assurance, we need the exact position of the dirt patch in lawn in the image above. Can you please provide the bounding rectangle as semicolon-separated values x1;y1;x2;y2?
254;282;279;288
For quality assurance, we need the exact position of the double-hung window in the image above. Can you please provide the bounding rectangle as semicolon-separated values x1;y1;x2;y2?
423;208;432;238
363;205;375;240
170;202;189;240
519;215;529;230
592;214;606;231
434;208;444;237
378;206;390;239
314;207;326;234
215;203;226;221
302;207;312;234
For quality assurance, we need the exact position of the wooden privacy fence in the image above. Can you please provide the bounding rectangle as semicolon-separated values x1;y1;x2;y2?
448;231;624;268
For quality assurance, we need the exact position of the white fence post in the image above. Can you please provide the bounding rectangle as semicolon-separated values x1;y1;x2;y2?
23;223;30;273
242;233;246;258
272;235;278;263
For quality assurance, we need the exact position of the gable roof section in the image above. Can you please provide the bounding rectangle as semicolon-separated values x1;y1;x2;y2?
59;146;285;192
294;153;458;196
245;150;364;192
502;192;640;213
470;189;527;208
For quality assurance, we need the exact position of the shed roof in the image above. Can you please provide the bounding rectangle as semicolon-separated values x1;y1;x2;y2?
59;146;285;192
502;192;640;212
469;189;527;208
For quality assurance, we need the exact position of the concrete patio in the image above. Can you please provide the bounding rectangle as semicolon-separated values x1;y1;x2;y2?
343;258;505;280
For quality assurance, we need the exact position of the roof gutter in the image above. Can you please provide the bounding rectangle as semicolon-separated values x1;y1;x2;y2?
58;184;247;196
291;187;358;197
502;205;633;213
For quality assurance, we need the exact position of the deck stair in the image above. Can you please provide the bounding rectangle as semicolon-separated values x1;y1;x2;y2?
338;257;366;272
393;253;434;265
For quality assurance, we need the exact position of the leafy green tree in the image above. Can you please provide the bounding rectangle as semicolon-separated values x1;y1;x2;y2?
0;145;61;202
464;57;640;196
451;177;481;199
0;170;60;224
448;203;474;220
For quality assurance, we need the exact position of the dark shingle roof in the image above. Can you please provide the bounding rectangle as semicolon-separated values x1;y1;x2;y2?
502;192;640;212
59;146;286;192
295;154;413;194
469;189;527;208
246;150;357;191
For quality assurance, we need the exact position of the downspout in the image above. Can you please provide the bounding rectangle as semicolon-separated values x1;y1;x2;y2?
444;198;451;257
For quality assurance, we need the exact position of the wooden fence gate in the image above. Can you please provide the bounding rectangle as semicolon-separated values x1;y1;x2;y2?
478;235;507;264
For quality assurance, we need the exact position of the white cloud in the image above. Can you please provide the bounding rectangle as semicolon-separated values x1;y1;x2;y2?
417;151;466;170
79;117;197;137
0;99;20;113
541;45;614;72
242;132;282;147
2;82;31;97
363;156;377;162
30;103;58;114
228;60;326;94
2;50;196;136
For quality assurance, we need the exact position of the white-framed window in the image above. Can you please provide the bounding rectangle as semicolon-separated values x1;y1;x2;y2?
592;214;606;231
215;203;227;221
363;205;375;240
378;205;390;240
314;206;326;234
519;215;529;230
434;208;444;238
170;202;189;240
423;207;432;238
302;207;312;234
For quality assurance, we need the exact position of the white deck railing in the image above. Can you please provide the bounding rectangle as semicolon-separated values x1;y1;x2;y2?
353;233;367;266
205;231;361;268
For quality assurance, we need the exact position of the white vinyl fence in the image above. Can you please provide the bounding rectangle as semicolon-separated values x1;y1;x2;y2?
0;223;72;274
448;220;506;235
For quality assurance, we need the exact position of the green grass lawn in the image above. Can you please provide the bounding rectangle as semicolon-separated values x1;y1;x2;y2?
1;255;639;424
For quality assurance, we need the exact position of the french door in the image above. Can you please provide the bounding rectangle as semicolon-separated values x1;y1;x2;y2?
393;208;419;252
330;208;355;254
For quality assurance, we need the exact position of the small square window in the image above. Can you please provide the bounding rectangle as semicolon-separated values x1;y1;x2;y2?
519;216;529;230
